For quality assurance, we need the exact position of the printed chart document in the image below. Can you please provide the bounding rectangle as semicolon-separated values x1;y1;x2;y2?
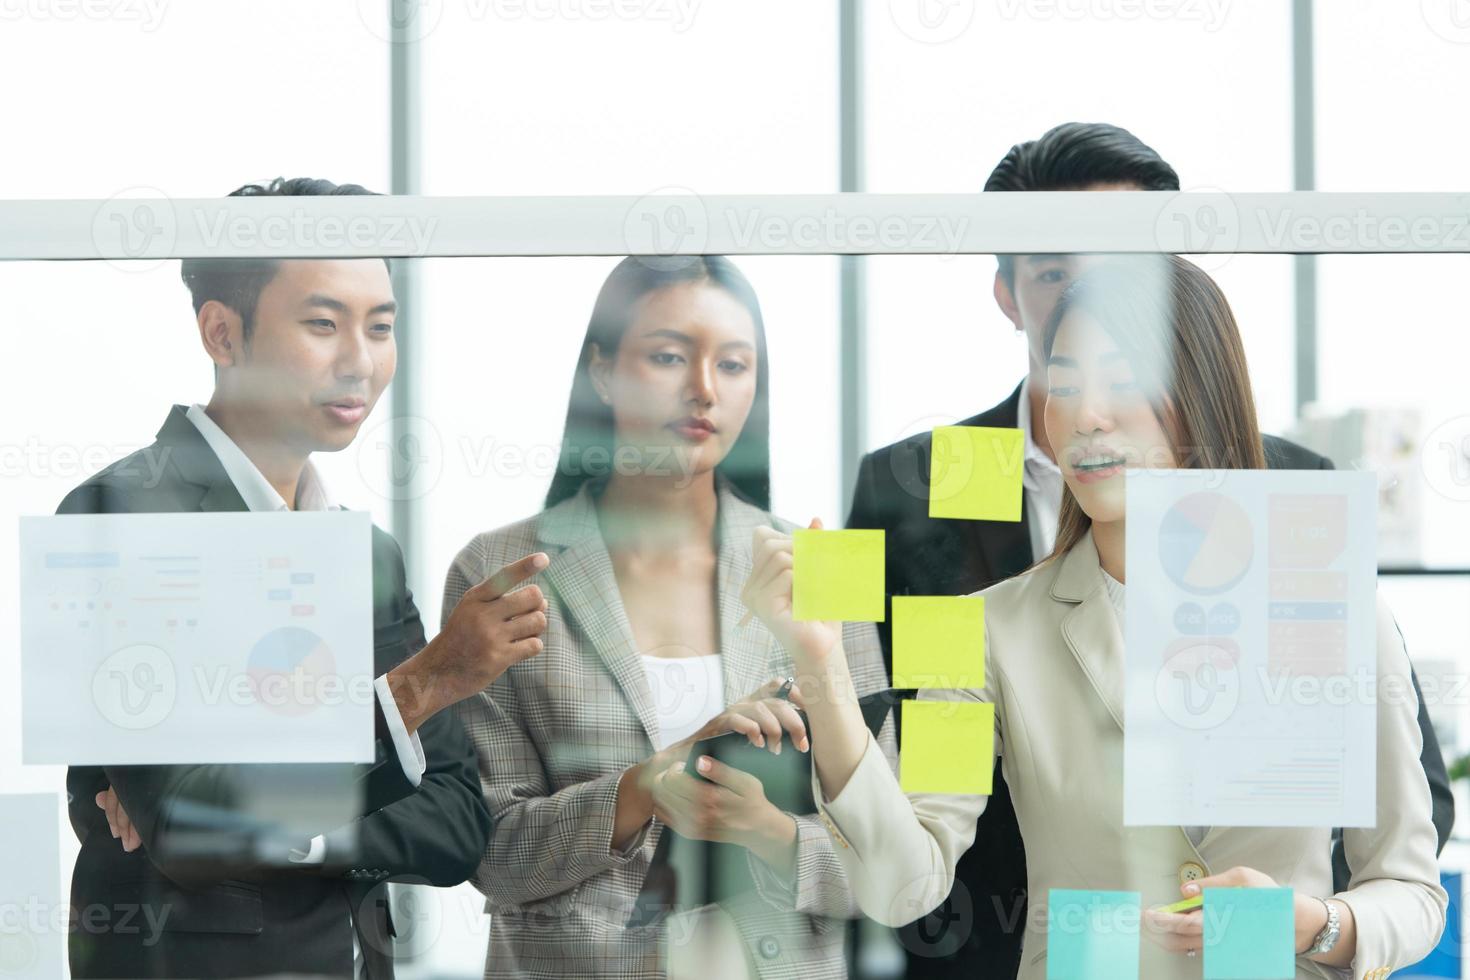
1123;470;1377;828
20;512;373;765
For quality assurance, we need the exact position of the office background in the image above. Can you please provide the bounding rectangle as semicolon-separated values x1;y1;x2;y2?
3;1;1470;975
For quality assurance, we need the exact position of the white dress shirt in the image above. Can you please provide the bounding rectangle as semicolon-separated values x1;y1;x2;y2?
1016;380;1065;561
641;653;724;751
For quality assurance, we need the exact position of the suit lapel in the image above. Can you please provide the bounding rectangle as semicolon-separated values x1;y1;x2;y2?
153;405;250;513
713;486;778;707
1052;532;1125;733
538;487;663;745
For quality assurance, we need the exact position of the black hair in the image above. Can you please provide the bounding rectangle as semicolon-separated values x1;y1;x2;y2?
545;256;772;511
986;123;1180;288
179;177;384;343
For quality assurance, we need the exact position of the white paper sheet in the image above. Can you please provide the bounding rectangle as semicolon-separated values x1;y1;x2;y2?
20;512;374;765
0;794;63;979
1123;469;1378;827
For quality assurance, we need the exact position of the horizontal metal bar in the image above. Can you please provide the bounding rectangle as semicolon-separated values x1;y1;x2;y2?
4;191;1470;260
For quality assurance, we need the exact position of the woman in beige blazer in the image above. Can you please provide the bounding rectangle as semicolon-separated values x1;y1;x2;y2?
743;256;1446;980
447;256;895;980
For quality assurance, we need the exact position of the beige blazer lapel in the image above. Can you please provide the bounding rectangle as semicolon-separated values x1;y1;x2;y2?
537;485;663;746
713;484;779;708
1054;531;1126;733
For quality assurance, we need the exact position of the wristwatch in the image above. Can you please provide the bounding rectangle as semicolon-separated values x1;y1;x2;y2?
1304;898;1341;955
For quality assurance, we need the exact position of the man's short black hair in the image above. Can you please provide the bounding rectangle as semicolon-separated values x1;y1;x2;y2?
987;123;1180;288
180;177;383;343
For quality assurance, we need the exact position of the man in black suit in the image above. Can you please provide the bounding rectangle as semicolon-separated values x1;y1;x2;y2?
844;123;1454;978
63;178;551;978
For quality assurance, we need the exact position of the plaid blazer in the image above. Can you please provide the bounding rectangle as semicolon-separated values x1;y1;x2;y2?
447;480;896;979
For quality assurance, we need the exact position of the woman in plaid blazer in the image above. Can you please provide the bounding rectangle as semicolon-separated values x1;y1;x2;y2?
447;257;896;979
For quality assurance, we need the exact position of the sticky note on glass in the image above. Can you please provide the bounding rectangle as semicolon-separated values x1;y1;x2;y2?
899;700;994;794
892;595;985;689
792;528;885;622
1046;889;1141;980
1202;887;1295;979
929;425;1024;521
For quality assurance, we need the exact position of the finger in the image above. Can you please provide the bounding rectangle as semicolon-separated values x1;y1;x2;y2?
768;699;809;751
1140;910;1199;940
809;517;824;530
746;551;793;599
466;553;549;602
748;530;792;584
1185;867;1248;895
506;609;548;641
693;755;761;797
721;713;764;747
504;636;544;665
782;682;807;710
103;791;121;839
493;584;545;619
743;700;784;752
116;805;138;852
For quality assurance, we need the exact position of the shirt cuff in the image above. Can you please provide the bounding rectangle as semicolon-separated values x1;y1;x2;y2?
374;674;426;787
288;834;328;865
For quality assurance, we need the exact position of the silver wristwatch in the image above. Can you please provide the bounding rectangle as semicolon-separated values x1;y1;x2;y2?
1305;898;1341;955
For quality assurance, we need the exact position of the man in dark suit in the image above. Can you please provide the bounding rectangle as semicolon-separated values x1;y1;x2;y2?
62;178;551;978
845;123;1454;979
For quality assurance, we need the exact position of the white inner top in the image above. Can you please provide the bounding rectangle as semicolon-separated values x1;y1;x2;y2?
641;654;725;751
1100;565;1209;850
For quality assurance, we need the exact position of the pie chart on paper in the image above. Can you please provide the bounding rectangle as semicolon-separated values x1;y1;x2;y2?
1157;492;1254;595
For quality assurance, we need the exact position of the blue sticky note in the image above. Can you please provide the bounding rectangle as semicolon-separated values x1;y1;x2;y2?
1202;887;1295;979
1046;889;1140;980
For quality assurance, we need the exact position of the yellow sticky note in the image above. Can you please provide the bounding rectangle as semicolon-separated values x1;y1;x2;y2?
792;528;885;622
892;595;985;689
899;700;994;794
929;426;1024;522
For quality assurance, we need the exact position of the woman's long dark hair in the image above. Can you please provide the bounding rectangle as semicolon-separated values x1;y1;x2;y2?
545;256;772;510
1040;255;1267;565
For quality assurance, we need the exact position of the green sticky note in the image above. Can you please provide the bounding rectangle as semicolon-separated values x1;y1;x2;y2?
1046;889;1141;980
899;700;994;794
929;425;1025;521
892;595;985;689
1202;887;1295;979
792;528;885;622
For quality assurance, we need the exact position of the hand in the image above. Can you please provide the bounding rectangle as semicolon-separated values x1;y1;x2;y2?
632;678;809;793
741;519;843;668
95;787;141;853
387;552;550;733
649;755;797;873
1143;865;1326;959
618;678;808;841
